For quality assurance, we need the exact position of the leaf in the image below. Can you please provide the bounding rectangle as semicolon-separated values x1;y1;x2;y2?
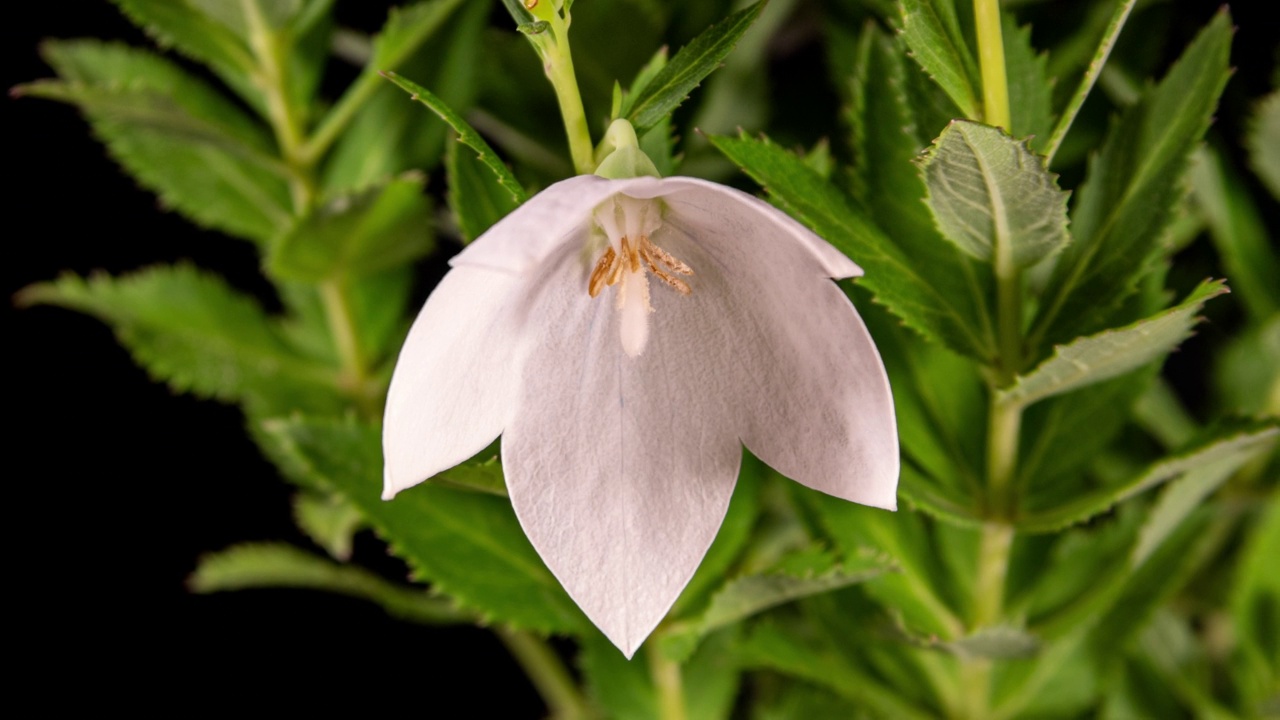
293;491;364;560
1246;90;1280;201
370;0;464;69
109;0;261;106
433;455;508;496
1017;420;1279;533
579;628;741;720
738;621;936;720
1131;455;1244;566
446;133;522;243
618;46;669;119
268;175;434;282
257;416;586;634
1000;280;1227;407
1230;496;1280;707
25;40;292;243
710;132;997;363
1030;11;1233;348
942;625;1039;659
898;0;980;119
660;547;891;662
1002;13;1054;148
1190;147;1280;320
18;265;344;417
624;1;766;133
382;71;527;204
189;542;468;624
920;120;1070;267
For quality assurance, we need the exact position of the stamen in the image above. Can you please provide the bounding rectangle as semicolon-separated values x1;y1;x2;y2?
589;247;617;298
645;242;694;276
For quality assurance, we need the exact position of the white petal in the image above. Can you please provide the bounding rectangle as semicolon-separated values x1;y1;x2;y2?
502;243;743;657
382;266;525;499
657;194;900;510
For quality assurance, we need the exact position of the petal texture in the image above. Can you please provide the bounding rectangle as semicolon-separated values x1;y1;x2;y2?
382;266;525;498
502;241;743;657
657;186;900;510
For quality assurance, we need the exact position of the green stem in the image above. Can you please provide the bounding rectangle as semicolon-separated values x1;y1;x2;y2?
973;0;1011;130
242;0;313;210
496;628;594;720
647;646;687;720
986;397;1023;516
1042;0;1137;165
319;280;375;416
529;3;595;174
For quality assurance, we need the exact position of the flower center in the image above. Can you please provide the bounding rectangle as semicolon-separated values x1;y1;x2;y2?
589;195;694;357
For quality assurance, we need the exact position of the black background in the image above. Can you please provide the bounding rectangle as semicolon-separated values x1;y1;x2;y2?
6;0;1273;712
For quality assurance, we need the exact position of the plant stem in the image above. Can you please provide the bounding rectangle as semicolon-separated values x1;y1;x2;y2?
534;5;595;175
647;646;687;720
973;0;1011;130
319;279;375;416
1042;0;1137;165
496;628;594;720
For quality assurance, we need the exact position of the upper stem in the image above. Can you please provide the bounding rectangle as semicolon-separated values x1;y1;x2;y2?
973;0;1012;130
527;2;595;175
496;628;595;720
647;644;687;720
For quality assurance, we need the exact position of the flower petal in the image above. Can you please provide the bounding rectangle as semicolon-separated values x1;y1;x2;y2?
501;242;743;658
657;192;900;510
382;266;525;499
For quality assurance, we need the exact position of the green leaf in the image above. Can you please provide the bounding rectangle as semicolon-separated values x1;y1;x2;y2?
624;1;766;133
109;0;260;105
942;625;1039;659
1247;90;1280;201
579;628;741;720
321;0;483;192
660;547;890;662
268;175;434;282
18;265;344;417
1230;495;1280;707
1190;148;1280;320
257;416;586;634
293;491;364;560
383;71;527;204
1214;314;1280;418
1000;280;1227;407
619;46;669;119
920;120;1070;267
738;621;936;720
446;133;522;243
1017;420;1279;533
26;40;292;243
1002;13;1054;148
710;132;997;362
189;542;468;624
1131;455;1244;566
898;0;980;119
433;455;508;496
1030;11;1233;348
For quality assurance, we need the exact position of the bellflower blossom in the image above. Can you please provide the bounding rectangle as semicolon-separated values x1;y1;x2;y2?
383;133;899;656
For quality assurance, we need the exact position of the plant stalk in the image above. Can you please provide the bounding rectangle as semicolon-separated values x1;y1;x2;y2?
973;0;1012;130
496;628;594;720
648;646;687;720
528;2;595;175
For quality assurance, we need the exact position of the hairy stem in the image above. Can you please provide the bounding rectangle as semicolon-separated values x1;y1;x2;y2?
1043;0;1137;164
496;628;594;720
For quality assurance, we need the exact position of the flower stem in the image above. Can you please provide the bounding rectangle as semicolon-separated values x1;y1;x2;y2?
496;628;594;720
527;2;595;175
973;0;1011;130
648;646;687;720
1042;0;1137;165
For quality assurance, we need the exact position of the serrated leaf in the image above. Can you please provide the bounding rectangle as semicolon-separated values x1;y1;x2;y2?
293;491;364;560
257;416;586;634
1002;13;1054;148
898;0;980;119
921;120;1070;267
1190;147;1280;320
1132;455;1244;567
383;71;527;204
18;265;344;417
1001;280;1227;407
660;548;890;662
619;46;669;119
26;41;292;243
268;175;433;282
1247;90;1280;201
624;1;765;133
189;542;467;624
109;0;261;106
446;133;521;243
1030;11;1233;349
1017;420;1279;533
710;132;997;362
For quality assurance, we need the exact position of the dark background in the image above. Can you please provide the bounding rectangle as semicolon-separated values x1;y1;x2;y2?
6;0;1273;711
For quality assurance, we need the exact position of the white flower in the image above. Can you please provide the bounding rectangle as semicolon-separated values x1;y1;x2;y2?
382;174;899;656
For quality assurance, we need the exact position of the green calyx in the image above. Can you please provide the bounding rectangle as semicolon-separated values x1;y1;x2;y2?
593;119;660;179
